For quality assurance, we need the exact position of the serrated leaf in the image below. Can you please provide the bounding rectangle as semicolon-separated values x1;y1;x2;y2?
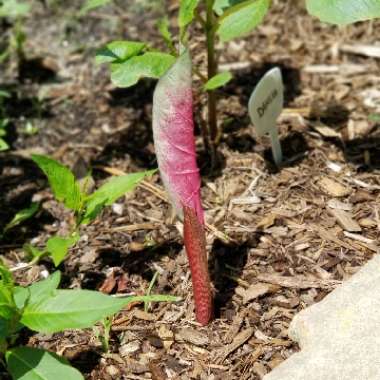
14;272;61;310
217;0;270;42
179;0;200;28
96;41;146;64
31;155;83;211
204;71;232;90
213;0;245;15
6;347;84;380
81;170;155;224
0;0;30;18
80;0;112;15
46;234;79;267
4;202;39;233
111;52;176;88
306;0;380;25
21;290;177;333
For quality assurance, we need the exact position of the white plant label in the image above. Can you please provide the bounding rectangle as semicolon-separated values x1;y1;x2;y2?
248;67;284;165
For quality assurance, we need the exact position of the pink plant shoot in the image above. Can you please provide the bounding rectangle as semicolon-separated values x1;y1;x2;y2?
152;51;213;325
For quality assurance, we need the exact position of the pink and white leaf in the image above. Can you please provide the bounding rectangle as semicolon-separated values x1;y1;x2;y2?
152;51;204;224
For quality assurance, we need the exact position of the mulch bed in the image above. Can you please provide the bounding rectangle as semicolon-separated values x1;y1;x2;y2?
1;1;380;379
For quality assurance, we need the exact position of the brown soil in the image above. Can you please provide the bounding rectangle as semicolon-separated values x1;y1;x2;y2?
1;1;380;379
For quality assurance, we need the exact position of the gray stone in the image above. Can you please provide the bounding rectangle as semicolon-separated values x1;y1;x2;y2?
264;255;380;380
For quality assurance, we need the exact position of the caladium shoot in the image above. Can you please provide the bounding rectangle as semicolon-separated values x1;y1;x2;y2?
152;51;212;325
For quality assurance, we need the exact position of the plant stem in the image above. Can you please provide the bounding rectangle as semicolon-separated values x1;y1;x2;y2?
183;206;213;325
205;0;218;148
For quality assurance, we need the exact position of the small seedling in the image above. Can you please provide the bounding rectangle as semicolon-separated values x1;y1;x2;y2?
95;0;271;158
0;262;178;380
1;202;39;238
0;90;11;151
0;0;30;64
29;154;154;266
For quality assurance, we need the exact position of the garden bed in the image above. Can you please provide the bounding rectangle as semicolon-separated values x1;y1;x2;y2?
1;1;380;379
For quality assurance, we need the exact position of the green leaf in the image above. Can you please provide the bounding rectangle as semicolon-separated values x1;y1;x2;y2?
157;18;174;50
23;244;45;261
306;0;380;25
0;0;30;18
217;0;270;42
6;347;84;380
0;90;11;98
21;290;177;333
96;41;146;64
82;170;155;224
0;261;16;320
31;155;83;212
369;113;380;122
179;0;200;28
80;0;112;15
0;138;9;151
4;202;39;233
111;52;176;88
14;272;61;310
46;234;79;267
204;71;232;90
213;0;245;15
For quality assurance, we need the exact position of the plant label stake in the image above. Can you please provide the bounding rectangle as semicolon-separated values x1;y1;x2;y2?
248;67;284;165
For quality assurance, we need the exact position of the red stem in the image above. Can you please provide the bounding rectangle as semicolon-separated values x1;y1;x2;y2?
183;206;213;325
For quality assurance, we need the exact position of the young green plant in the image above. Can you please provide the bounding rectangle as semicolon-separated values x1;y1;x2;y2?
0;0;30;64
95;0;271;157
28;154;154;266
0;262;178;380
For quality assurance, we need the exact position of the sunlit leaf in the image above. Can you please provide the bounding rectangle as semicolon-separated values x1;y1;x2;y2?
217;0;270;42
46;234;79;267
6;347;84;380
21;291;178;333
179;0;200;28
96;41;146;64
306;0;380;25
14;271;61;309
32;155;83;212
82;171;155;224
111;52;176;87
204;71;232;90
0;0;30;18
80;0;112;15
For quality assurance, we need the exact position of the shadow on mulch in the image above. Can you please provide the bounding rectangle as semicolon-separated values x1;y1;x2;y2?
0;154;54;246
69;349;102;375
1;84;52;120
92;79;157;171
344;135;380;171
108;79;156;109
264;130;309;172
18;57;57;84
209;237;259;319
92;121;156;172
87;242;182;290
